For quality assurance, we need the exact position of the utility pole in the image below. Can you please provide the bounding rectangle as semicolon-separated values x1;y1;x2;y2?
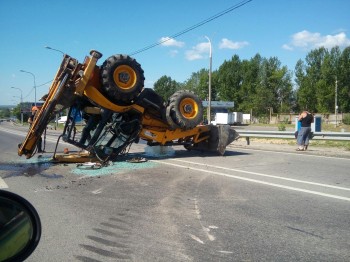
269;107;272;124
335;77;338;127
205;36;212;124
11;87;23;125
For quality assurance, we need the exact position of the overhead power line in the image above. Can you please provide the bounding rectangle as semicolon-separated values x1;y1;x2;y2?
23;79;53;100
21;1;252;101
129;0;252;56
36;79;53;87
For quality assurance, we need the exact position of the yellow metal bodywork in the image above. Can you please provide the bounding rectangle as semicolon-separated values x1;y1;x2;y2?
18;52;102;158
18;56;76;158
18;50;220;162
84;85;145;114
53;152;98;163
138;111;210;145
75;51;102;96
84;84;210;146
140;125;210;145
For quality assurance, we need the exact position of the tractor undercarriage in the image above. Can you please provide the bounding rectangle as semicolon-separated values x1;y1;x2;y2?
18;50;238;163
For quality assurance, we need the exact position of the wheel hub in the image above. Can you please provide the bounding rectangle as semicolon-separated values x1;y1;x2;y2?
183;104;193;113
118;72;130;84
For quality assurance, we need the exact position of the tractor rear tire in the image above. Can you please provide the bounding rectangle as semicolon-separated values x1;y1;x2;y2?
166;90;203;130
100;54;144;104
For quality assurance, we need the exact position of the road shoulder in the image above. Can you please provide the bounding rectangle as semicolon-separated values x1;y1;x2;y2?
230;138;350;159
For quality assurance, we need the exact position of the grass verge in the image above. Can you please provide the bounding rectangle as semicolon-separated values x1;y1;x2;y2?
246;137;350;151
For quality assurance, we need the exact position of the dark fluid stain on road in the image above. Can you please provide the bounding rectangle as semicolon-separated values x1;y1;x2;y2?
39;173;63;179
0;156;60;178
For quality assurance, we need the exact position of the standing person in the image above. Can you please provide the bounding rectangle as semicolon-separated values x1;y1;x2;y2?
296;110;314;151
28;106;45;153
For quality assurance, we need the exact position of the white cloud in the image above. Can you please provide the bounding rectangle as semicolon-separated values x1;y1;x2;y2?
159;37;185;48
333;28;347;34
169;50;179;57
185;50;204;61
282;44;293;51
219;38;249;49
283;30;350;51
185;42;210;61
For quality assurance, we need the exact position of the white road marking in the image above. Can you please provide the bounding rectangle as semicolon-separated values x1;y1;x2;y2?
218;251;233;254
189;234;204;244
0;177;9;188
231;146;350;161
0;127;32;138
0;126;70;145
171;159;350;191
92;188;103;194
153;160;350;202
194;198;216;241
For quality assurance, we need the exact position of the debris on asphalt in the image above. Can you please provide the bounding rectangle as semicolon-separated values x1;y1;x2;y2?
76;162;103;169
126;157;147;163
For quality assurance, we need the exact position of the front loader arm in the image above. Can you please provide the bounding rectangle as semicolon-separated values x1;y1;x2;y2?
18;67;72;158
18;50;102;159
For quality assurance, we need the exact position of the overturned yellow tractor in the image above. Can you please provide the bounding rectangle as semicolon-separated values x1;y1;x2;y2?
18;50;238;162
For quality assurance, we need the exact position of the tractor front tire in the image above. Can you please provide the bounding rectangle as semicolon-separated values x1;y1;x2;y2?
100;54;144;104
166;90;203;130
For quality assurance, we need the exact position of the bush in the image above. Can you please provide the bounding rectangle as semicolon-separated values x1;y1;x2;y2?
258;116;269;124
278;123;286;131
281;117;290;124
343;114;350;125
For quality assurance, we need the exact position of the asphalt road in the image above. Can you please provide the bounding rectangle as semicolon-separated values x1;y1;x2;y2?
0;122;349;261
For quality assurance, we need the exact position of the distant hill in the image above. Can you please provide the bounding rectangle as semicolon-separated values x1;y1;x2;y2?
0;105;15;109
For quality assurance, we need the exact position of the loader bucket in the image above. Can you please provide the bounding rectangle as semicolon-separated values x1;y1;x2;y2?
192;125;239;155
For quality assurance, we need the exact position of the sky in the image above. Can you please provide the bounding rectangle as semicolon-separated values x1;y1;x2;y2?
1;0;349;106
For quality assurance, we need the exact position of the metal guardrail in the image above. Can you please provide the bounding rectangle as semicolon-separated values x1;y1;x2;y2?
237;130;350;141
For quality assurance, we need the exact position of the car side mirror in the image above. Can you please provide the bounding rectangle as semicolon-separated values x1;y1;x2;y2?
0;190;41;262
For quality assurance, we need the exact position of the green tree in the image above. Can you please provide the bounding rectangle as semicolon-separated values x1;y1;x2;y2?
295;46;350;113
215;54;294;116
153;75;181;101
183;68;211;100
338;46;350;112
259;57;293;113
305;47;327;112
295;59;312;111
216;55;242;108
0;108;11;118
239;54;262;114
12;104;21;121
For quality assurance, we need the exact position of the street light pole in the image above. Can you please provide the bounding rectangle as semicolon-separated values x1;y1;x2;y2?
335;77;338;127
45;46;65;56
20;70;36;106
204;36;212;124
11;86;23;125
